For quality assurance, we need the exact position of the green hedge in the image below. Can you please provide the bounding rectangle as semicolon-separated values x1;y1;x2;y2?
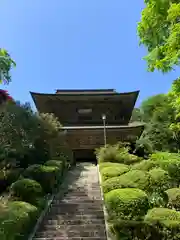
45;160;64;174
131;159;157;171
0;201;38;240
10;178;43;206
105;188;149;221
23;164;61;193
96;144;140;165
102;170;150;193
144;208;180;239
101;164;129;181
148;168;172;193
165;188;180;211
99;162;126;171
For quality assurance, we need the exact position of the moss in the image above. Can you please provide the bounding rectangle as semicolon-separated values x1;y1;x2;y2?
105;188;149;221
101;164;129;181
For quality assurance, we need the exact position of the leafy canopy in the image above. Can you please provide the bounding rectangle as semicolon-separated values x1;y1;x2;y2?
0;49;16;84
138;0;180;72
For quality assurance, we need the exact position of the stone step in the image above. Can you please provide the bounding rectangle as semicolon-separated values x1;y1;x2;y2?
35;226;106;238
41;224;106;231
57;198;102;203
51;203;103;210
48;207;105;216
32;164;107;240
59;197;102;202
42;218;105;225
34;237;107;240
45;213;105;221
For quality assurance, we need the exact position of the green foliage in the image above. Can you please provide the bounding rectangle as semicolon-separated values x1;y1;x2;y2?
149;167;172;193
99;162;126;171
10;178;43;206
101;164;129;181
0;49;16;84
149;152;180;183
0;201;38;240
96;143;140;165
145;208;180;227
165;188;180;210
138;0;180;73
132;159;157;171
135;94;177;153
0;169;22;193
102;170;149;193
23;164;61;193
45;160;64;173
145;208;180;239
105;188;149;221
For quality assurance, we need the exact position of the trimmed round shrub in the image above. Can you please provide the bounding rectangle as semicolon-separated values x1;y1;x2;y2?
145;207;180;227
101;164;129;181
45;160;64;173
99;162;125;171
149;168;172;193
144;208;180;239
102;170;150;193
105;188;149;220
132;160;157;171
10;178;43;205
23;164;61;193
165;188;180;210
0;201;38;240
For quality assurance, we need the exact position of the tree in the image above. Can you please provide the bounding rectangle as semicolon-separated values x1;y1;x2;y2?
130;108;142;122
0;49;16;84
138;0;180;72
134;94;177;152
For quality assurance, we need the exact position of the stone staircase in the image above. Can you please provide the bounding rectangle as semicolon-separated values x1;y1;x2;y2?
33;163;107;240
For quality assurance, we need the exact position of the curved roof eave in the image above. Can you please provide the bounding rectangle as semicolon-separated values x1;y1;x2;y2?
30;90;140;97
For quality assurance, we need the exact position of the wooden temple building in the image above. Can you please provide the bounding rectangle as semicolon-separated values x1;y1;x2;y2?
30;89;144;161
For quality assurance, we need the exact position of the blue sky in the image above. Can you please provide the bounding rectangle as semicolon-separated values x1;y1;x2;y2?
1;0;180;109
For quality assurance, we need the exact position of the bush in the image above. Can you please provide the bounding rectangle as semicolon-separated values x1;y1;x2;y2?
23;164;61;193
102;170;150;194
0;168;22;193
10;178;43;206
149;168;173;193
132;159;157;171
100;164;129;181
96;144;140;165
165;188;180;211
144;208;180;239
105;188;149;221
99;162;126;171
149;152;180;184
0;201;38;240
45;160;64;174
